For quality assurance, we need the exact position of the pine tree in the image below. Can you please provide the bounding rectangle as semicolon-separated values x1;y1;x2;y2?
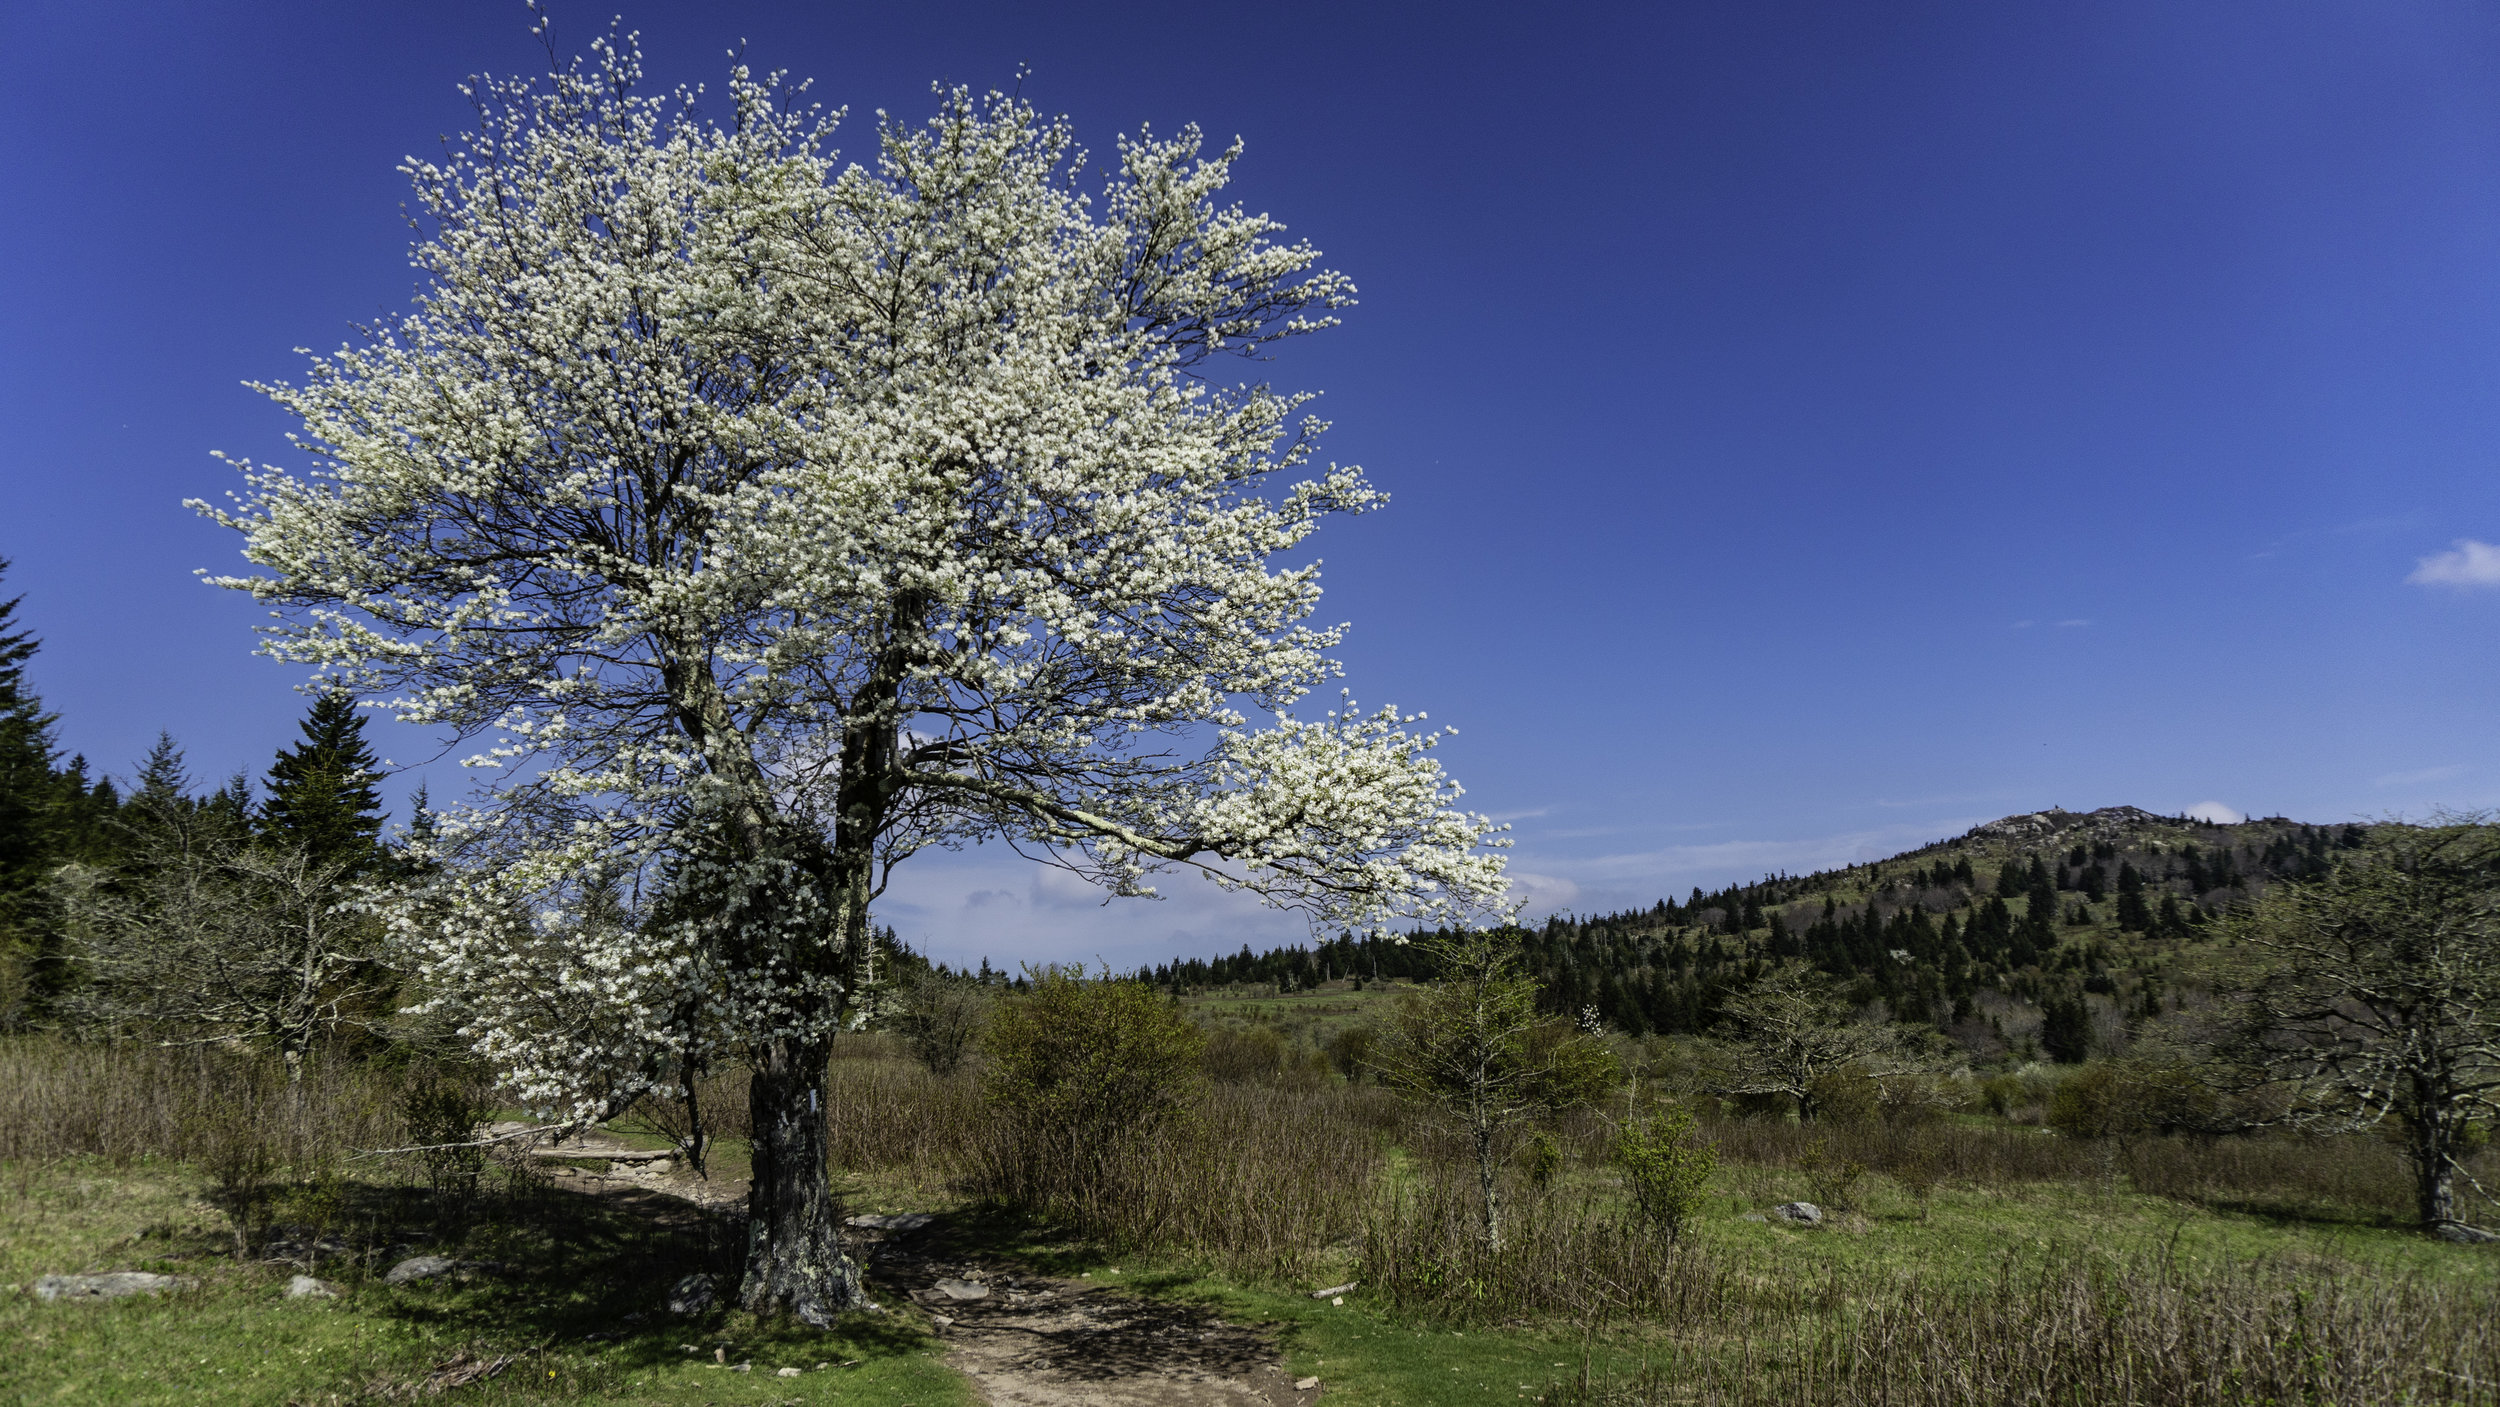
2040;992;2092;1063
0;563;62;950
2114;861;2153;932
261;692;385;872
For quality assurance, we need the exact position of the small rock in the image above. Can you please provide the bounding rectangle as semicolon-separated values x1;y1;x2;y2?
285;1275;339;1300
930;1314;955;1331
1331;1296;1344;1307
33;1272;189;1302
667;1274;717;1317
1772;1201;1824;1226
384;1255;460;1286
778;1366;803;1377
933;1278;990;1301
1296;1376;1321;1390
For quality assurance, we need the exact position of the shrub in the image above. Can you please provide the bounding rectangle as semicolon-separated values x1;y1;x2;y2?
980;968;1205;1218
399;1067;488;1230
1801;1067;1881;1126
1792;1138;1867;1212
1614;1105;1718;1244
2045;1059;2222;1140
1522;1129;1565;1187
1324;1024;1375;1080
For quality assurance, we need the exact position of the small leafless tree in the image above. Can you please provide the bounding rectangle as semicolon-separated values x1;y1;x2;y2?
1701;961;1922;1123
1370;928;1616;1249
896;969;994;1077
55;824;387;1081
2216;819;2500;1238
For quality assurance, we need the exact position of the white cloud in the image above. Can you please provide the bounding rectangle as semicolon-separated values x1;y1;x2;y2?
1501;870;1580;914
2375;764;2469;788
2057;618;2090;628
876;845;1313;970
2407;539;2500;589
2182;801;2245;824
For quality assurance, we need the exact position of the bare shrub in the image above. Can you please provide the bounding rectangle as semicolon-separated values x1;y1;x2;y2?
892;974;991;1077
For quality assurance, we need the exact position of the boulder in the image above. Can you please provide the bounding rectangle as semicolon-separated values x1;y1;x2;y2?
1772;1202;1824;1226
285;1275;340;1300
846;1212;936;1232
33;1272;189;1302
666;1274;717;1316
384;1255;460;1286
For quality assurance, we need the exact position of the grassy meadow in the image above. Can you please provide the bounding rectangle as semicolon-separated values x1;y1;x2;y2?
3;986;2496;1405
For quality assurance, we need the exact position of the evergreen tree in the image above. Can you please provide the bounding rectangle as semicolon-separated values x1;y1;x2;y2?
2040;992;2092;1063
260;692;385;872
2114;861;2153;932
0;563;62;949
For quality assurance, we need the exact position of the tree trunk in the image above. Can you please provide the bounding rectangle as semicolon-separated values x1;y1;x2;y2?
2408;1104;2459;1231
739;1032;863;1324
1472;1110;1501;1251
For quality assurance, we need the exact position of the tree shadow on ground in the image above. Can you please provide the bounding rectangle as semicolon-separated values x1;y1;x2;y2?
261;1173;938;1390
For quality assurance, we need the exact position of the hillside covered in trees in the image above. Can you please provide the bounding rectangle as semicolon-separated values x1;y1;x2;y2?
1136;806;2373;1064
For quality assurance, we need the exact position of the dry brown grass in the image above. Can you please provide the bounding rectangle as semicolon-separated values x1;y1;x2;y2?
1547;1250;2500;1406
0;1035;401;1169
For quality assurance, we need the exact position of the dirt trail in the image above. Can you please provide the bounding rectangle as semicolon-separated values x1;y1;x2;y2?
860;1219;1318;1407
559;1156;1316;1406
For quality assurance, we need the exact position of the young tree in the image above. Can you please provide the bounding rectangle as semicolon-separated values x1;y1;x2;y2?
261;691;386;873
1371;929;1615;1249
1701;961;1918;1123
195;35;1507;1321
2218;821;2500;1239
55;784;387;1079
896;968;993;1077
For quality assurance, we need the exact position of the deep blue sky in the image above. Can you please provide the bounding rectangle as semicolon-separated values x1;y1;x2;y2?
8;1;2500;967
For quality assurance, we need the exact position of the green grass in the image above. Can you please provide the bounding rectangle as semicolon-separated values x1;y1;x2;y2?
7;1114;2491;1404
0;1158;970;1406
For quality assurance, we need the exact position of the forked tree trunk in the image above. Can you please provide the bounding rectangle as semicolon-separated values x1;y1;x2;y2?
740;1032;862;1323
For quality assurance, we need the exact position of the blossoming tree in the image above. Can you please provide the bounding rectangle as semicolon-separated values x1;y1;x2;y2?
197;35;1509;1322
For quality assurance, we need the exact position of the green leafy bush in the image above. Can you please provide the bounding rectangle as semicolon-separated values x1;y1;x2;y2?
979;968;1205;1222
1613;1105;1718;1244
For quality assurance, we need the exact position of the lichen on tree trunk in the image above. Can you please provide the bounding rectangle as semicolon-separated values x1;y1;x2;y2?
739;1033;862;1324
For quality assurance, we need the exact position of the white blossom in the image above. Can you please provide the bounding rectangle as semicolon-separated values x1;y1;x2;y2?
194;34;1509;1125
